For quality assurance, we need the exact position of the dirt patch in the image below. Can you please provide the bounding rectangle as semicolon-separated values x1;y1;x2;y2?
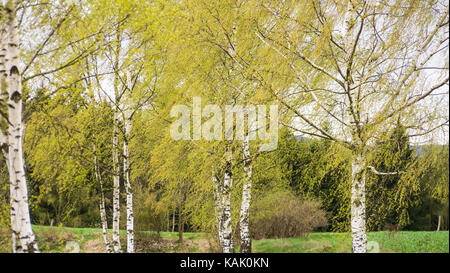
135;233;178;253
194;239;211;252
82;238;106;253
177;235;221;253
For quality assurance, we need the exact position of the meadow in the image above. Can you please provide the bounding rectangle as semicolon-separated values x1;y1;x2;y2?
1;226;447;253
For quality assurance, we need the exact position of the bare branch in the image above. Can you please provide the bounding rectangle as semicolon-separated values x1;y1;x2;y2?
367;165;400;176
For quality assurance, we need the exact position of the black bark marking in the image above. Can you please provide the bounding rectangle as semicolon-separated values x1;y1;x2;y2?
10;65;19;76
10;91;21;103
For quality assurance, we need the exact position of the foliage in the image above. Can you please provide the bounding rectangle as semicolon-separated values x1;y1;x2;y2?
366;124;419;230
278;129;351;231
405;145;449;230
250;190;327;239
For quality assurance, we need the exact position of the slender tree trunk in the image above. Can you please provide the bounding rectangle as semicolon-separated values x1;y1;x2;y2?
172;210;175;233
213;171;224;250
111;28;122;253
351;151;367;253
429;198;432;230
1;0;38;253
239;136;252;253
221;150;234;253
123;115;134;253
111;111;121;253
178;207;184;243
99;182;112;253
437;215;441;231
94;144;112;253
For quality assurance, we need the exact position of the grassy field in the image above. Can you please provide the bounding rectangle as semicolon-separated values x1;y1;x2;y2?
0;226;448;253
251;231;449;253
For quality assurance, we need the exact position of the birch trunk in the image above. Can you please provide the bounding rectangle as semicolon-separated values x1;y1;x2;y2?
342;1;367;253
351;152;367;253
0;37;13;252
111;28;122;253
94;144;112;253
239;136;252;253
221;150;234;253
0;14;14;251
99;182;112;253
111;111;121;253
2;0;39;253
123;114;134;253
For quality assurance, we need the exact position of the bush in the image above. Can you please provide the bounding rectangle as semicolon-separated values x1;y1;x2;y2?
35;228;76;252
250;191;327;239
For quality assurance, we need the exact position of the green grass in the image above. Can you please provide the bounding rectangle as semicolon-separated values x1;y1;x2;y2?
29;225;211;253
252;231;449;253
33;225;105;236
32;225;204;239
1;226;448;253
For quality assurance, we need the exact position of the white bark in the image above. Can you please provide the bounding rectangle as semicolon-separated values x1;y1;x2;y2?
123;113;134;253
367;166;399;176
1;0;39;253
351;152;367;253
342;1;368;254
99;188;112;253
111;111;121;253
342;1;357;56
239;136;252;253
221;150;234;253
0;9;14;251
94;144;112;253
111;29;122;252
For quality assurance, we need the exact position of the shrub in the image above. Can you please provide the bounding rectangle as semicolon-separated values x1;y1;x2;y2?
250;191;327;239
36;228;76;252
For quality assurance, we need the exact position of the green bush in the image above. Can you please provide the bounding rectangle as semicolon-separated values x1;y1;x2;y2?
251;191;327;239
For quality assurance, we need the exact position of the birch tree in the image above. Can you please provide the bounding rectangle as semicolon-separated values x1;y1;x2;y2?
123;109;133;252
93;0;159;251
0;0;39;252
169;0;287;253
111;31;122;253
251;0;449;252
0;0;113;252
177;0;272;253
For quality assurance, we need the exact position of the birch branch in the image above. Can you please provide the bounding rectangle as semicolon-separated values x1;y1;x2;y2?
367;165;400;176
